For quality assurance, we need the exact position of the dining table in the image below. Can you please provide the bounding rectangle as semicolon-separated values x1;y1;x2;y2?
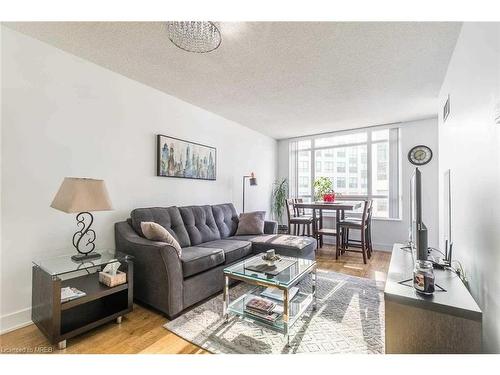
294;200;363;254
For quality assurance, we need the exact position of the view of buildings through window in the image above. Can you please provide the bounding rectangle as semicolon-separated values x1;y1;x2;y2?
292;128;399;218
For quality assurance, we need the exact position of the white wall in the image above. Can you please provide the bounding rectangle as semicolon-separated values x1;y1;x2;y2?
277;118;439;250
438;23;500;353
0;27;278;332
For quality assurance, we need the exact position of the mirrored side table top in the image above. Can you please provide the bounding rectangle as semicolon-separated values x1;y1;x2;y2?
32;250;133;277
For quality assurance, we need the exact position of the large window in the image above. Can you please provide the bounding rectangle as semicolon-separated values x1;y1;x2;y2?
289;127;400;219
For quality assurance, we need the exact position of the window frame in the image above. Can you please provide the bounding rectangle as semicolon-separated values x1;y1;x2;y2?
289;126;401;220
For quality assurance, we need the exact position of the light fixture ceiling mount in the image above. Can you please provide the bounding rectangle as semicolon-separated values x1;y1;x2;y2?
166;21;221;53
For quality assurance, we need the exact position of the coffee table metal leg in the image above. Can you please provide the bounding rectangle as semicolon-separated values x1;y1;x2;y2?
223;275;229;322
284;288;290;346
312;267;317;311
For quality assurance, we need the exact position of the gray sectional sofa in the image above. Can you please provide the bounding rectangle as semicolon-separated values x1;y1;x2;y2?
115;203;316;318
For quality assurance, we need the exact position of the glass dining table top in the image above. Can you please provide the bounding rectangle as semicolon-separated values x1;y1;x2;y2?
224;254;316;288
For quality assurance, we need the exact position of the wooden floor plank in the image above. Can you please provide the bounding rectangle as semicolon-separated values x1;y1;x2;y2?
0;246;390;354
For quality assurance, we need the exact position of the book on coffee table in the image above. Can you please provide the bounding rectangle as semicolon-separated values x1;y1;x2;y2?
245;309;281;322
245;296;282;322
245;296;275;313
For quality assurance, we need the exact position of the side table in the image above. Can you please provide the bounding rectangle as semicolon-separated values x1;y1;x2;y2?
32;250;133;349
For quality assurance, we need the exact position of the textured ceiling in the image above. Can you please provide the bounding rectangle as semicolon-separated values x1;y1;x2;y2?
4;22;461;139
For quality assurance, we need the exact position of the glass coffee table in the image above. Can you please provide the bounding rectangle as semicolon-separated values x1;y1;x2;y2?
223;254;317;346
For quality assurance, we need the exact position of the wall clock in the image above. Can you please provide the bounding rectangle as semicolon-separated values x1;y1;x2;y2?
408;145;433;166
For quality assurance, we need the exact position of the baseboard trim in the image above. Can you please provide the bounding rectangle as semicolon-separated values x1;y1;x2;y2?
372;244;393;252
0;307;33;334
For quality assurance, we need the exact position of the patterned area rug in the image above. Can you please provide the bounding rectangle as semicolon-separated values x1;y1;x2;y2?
164;270;385;354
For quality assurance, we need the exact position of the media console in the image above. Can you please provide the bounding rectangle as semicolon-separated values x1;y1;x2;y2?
384;243;482;353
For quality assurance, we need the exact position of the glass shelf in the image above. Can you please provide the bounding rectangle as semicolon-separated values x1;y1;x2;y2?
227;286;314;332
224;254;316;288
33;250;133;277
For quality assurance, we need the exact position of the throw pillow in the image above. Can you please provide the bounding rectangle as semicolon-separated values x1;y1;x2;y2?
141;221;182;257
235;211;266;235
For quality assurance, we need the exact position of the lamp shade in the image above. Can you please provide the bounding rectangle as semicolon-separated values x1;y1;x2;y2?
51;177;113;213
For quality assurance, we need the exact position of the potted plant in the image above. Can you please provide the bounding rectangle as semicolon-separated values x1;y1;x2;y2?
313;177;335;202
271;178;289;233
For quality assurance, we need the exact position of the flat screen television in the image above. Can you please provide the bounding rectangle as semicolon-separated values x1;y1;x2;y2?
410;168;428;260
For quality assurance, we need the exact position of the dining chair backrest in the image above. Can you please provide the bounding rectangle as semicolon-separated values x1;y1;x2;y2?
293;198;306;216
362;200;373;227
367;201;373;223
285;198;296;222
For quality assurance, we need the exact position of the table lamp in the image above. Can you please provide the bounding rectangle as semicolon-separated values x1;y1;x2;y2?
51;177;113;261
242;172;257;212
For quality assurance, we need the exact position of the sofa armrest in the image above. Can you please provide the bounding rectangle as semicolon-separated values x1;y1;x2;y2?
114;221;184;318
264;220;278;234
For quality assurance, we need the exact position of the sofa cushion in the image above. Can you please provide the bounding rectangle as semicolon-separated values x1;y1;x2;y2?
231;234;317;261
202;239;252;265
179;205;221;246
250;234;313;250
212;203;239;238
130;206;191;248
228;234;267;242
180;246;225;278
235;211;266;235
140;221;182;257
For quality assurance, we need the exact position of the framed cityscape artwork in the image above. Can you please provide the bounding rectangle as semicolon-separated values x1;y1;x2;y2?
156;134;216;180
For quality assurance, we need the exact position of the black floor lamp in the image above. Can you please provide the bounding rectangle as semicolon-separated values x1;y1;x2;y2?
242;172;257;212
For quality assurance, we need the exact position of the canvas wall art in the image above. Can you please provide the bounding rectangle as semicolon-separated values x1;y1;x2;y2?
157;135;216;180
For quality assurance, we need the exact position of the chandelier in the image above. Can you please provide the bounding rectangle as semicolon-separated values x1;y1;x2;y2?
166;21;221;53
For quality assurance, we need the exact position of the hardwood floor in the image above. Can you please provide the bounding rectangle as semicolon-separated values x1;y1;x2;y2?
0;246;391;354
316;247;391;282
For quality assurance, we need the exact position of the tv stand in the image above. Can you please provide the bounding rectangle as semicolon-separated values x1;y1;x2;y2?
384;243;482;353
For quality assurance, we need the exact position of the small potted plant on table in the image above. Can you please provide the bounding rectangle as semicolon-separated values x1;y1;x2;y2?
313;177;335;202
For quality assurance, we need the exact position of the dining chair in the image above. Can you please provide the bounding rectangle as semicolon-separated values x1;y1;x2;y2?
293;198;320;226
344;201;374;258
315;224;338;251
285;198;314;236
293;198;305;217
294;198;322;243
295;199;341;250
338;200;373;264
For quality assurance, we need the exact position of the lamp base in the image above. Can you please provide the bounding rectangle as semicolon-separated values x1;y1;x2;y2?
71;252;102;262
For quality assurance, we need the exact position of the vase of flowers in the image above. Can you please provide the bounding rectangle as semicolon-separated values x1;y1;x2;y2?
323;192;335;202
313;177;335;202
